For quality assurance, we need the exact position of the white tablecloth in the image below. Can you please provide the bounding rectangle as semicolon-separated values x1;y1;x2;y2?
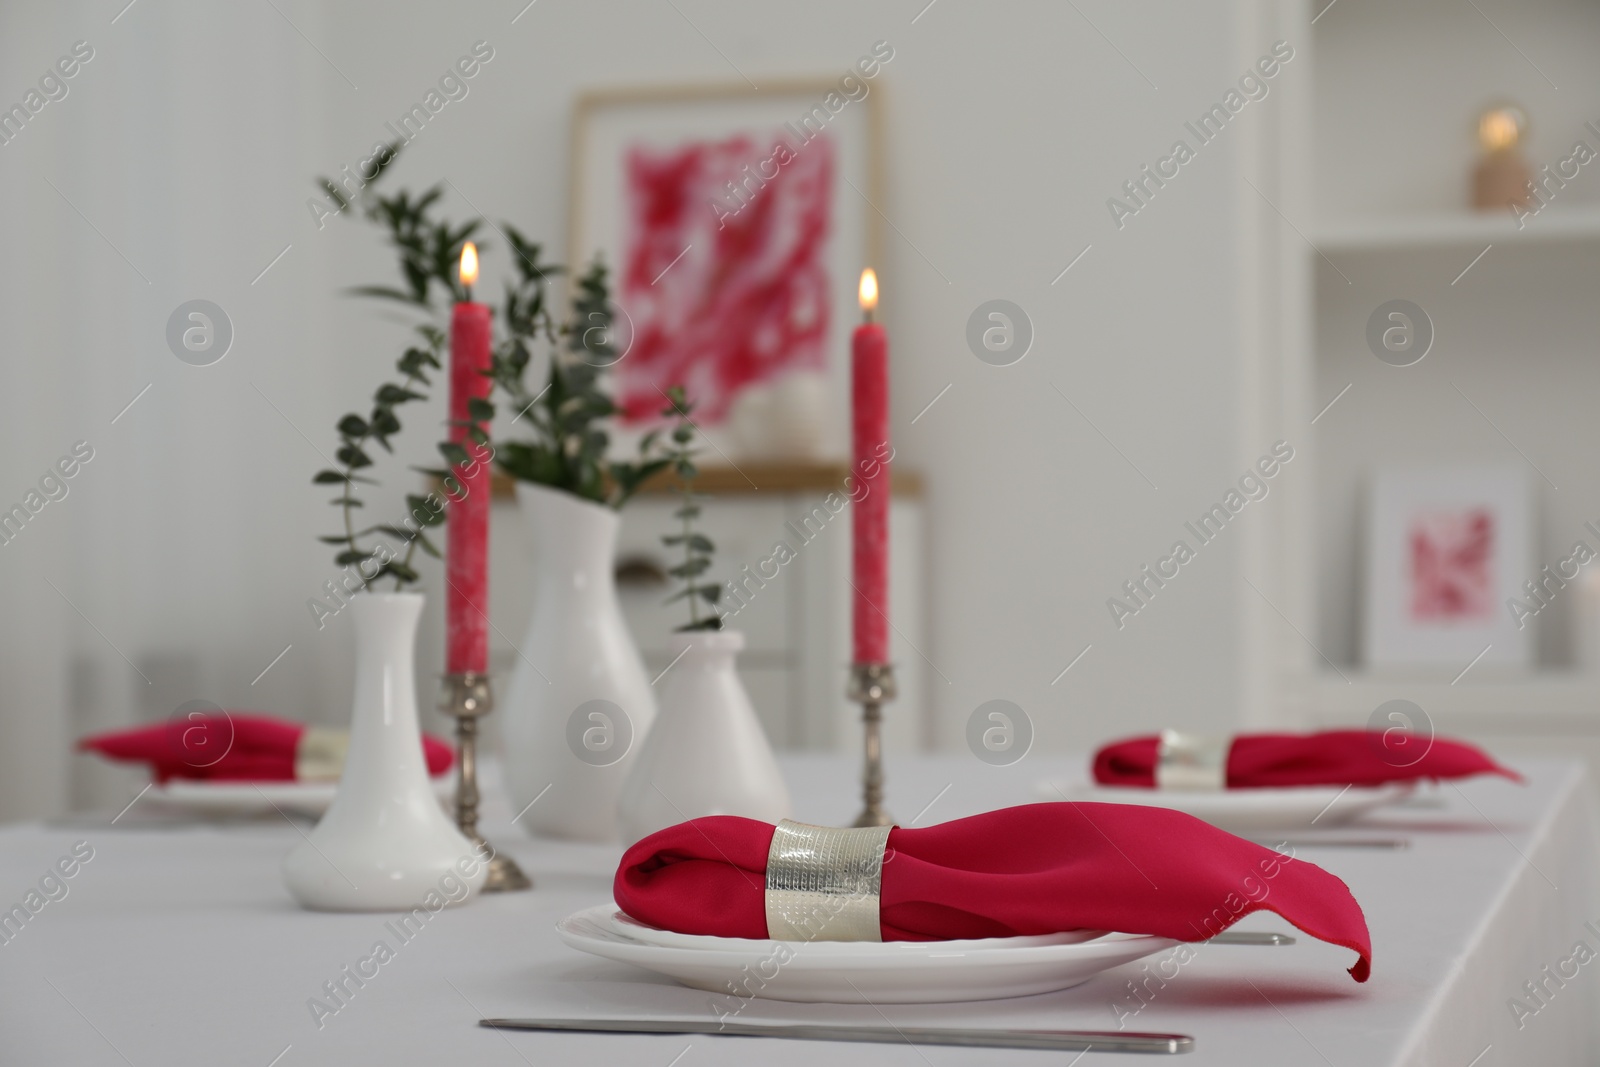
2;754;1597;1065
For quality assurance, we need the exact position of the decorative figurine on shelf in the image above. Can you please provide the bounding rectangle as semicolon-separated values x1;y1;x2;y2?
616;388;791;845
1471;104;1532;214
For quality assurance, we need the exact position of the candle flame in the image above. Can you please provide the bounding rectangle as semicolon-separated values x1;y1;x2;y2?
459;241;480;287
858;268;878;312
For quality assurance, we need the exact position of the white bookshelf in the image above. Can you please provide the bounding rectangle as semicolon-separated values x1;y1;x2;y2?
1252;0;1600;745
1315;206;1600;253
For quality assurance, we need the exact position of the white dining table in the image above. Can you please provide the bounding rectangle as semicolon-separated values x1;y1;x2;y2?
2;752;1596;1065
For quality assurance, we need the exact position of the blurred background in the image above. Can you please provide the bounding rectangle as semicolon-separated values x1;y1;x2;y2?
3;0;1598;821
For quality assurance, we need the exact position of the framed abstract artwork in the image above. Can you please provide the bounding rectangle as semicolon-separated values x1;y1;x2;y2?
567;79;883;464
1362;465;1532;670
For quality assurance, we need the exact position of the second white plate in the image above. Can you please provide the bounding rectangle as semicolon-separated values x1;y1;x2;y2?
1035;780;1415;833
145;775;454;818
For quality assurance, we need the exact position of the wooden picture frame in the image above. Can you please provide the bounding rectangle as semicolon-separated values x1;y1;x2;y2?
566;79;885;464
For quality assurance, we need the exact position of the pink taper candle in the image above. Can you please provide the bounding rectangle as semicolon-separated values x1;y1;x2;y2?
851;268;890;664
446;242;492;674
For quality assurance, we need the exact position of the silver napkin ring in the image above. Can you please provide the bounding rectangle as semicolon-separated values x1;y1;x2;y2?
1155;730;1231;791
764;820;893;942
294;726;350;781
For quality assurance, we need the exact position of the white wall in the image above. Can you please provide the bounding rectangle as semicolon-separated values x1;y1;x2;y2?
0;0;1290;818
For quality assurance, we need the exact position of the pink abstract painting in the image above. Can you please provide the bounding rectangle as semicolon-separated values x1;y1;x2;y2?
616;130;834;426
1408;509;1495;620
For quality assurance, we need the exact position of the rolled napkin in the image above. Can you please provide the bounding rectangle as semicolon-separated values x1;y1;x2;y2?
615;807;1373;982
1093;729;1520;790
79;715;454;783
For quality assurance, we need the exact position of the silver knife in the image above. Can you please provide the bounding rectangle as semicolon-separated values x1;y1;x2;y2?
480;1017;1194;1054
1256;837;1410;850
1206;930;1296;945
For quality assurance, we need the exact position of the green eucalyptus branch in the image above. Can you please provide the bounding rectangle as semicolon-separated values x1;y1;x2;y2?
489;258;675;509
312;144;479;591
320;142;673;537
658;387;721;632
312;327;447;591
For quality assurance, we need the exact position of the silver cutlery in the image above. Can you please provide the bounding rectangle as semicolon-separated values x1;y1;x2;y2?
1206;930;1296;945
1253;837;1410;850
480;1017;1194;1054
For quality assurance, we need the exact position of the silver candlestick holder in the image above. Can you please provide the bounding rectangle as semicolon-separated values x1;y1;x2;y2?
848;662;896;827
440;672;531;892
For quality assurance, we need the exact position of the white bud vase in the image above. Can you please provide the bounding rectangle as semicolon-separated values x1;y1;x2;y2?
283;592;485;911
502;483;657;841
617;630;791;844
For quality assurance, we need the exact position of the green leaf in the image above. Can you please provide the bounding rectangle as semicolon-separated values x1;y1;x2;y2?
346;285;426;306
467;397;494;422
371;409;401;438
376;384;425;406
337;445;373;469
362;524;415;542
667;558;711;579
406;494;446;526
687;534;714;553
397;347;435;379
412;531;441;559
697;585;722;604
334;550;370;566
438;442;471;467
337;414;369;438
401;260;430;303
383;561;420;583
313;469;348;484
318;535;353;544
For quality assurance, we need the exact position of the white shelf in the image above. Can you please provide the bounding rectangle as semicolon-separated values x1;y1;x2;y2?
1309;672;1600;733
1314;206;1600;253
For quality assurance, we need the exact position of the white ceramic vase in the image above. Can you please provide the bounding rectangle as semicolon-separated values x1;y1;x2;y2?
282;592;485;911
501;483;657;841
617;630;790;844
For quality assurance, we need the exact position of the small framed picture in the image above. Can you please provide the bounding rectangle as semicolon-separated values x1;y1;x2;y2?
1362;465;1533;670
567;78;884;463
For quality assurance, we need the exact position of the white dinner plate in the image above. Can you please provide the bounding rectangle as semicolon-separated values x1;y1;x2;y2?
557;905;1177;1004
144;776;454;818
1034;780;1415;834
608;911;1111;951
